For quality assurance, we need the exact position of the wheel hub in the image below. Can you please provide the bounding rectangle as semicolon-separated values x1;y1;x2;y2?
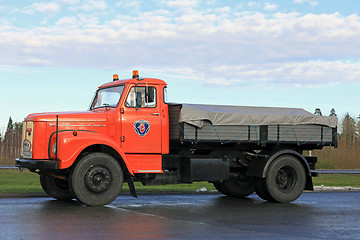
85;166;112;194
276;167;296;192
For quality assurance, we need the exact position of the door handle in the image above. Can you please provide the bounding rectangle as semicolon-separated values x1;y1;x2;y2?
151;113;160;116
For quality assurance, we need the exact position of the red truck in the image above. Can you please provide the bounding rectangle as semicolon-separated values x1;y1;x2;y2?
16;70;337;206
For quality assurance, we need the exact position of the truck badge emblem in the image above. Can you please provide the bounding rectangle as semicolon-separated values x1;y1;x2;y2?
134;120;150;137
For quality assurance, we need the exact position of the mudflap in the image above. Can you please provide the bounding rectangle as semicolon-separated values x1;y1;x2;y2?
125;172;137;198
305;175;314;191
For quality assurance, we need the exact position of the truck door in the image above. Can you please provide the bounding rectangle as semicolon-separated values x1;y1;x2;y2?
121;84;162;153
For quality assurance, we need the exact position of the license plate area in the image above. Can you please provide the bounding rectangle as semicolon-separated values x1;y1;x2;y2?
23;151;33;159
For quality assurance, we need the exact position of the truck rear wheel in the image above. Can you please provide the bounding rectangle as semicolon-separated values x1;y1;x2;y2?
253;177;275;202
40;174;74;200
213;181;232;195
223;177;254;198
214;177;254;198
69;153;123;206
264;155;306;203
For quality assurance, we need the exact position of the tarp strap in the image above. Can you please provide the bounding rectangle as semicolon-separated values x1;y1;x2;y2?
320;131;337;146
292;127;299;145
299;126;332;146
195;124;216;144
212;125;222;143
255;125;259;144
221;125;258;144
178;123;193;144
261;126;294;144
195;124;258;144
317;126;331;146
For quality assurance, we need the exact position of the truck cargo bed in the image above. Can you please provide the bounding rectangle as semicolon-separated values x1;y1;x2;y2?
169;103;337;148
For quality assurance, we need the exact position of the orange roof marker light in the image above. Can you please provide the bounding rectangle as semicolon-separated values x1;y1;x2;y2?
132;70;139;79
113;74;119;81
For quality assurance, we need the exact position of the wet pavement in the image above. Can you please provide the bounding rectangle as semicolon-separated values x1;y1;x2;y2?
1;192;360;240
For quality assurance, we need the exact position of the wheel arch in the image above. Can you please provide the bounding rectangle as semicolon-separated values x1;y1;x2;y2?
263;150;311;177
248;149;313;191
75;144;130;174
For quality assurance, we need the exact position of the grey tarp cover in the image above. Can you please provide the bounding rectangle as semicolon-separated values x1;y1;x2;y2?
178;104;337;128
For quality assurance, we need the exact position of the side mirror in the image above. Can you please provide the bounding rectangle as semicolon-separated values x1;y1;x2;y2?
136;92;142;108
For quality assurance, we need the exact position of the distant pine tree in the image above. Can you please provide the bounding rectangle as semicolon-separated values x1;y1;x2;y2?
341;113;356;145
330;108;337;117
314;108;322;116
4;117;14;160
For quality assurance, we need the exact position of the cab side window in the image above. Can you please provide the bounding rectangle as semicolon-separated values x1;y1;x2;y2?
125;86;156;108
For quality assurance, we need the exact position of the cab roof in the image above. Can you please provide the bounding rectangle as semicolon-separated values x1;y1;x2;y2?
99;77;167;89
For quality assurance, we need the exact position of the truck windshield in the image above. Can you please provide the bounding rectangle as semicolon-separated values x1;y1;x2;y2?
90;85;125;110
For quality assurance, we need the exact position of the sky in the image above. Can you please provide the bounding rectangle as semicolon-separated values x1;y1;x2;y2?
1;0;360;132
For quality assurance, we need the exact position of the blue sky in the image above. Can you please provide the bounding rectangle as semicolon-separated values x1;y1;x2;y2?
1;0;360;132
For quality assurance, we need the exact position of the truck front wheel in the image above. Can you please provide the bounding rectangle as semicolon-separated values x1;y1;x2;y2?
40;174;75;200
69;153;123;206
263;155;306;203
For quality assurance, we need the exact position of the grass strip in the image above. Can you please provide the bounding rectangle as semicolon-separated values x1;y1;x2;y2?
0;169;360;194
0;170;215;194
312;174;360;188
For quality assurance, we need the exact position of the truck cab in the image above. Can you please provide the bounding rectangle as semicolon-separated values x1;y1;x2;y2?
17;71;170;205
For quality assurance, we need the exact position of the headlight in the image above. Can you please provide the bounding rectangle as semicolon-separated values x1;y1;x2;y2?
52;143;57;155
23;140;31;151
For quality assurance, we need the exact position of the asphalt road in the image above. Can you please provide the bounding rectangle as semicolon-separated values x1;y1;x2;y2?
1;192;360;240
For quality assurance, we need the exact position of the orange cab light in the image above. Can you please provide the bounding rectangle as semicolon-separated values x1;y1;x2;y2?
132;70;139;79
113;74;119;81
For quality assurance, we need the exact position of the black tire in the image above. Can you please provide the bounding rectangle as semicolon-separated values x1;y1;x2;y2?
213;181;232;196
253;177;275;202
40;174;75;200
265;155;306;203
69;153;123;206
222;177;254;198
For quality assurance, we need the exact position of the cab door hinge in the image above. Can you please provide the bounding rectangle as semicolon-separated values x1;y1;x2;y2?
121;136;125;142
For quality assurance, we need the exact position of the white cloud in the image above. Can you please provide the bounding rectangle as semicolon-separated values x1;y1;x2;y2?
213;6;231;15
164;0;200;8
263;2;278;11
56;16;78;27
1;5;360;88
247;1;261;8
293;0;318;7
58;0;80;4
76;0;107;12
115;0;140;10
31;2;60;13
206;0;217;7
206;60;360;88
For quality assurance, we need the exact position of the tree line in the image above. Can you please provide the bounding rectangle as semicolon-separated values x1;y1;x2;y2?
314;112;360;169
0;117;22;166
0;111;360;169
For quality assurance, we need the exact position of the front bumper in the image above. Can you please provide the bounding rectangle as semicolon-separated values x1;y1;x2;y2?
16;158;58;170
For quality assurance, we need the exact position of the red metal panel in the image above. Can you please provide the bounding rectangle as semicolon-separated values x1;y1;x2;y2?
125;154;163;173
121;84;162;154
